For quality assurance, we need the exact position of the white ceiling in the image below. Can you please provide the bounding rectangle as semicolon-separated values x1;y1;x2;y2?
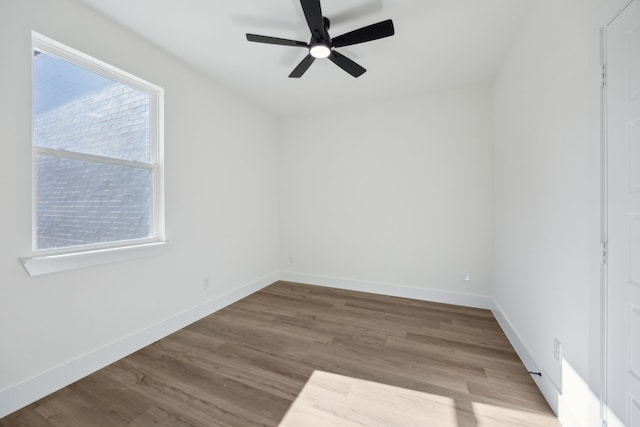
78;0;532;117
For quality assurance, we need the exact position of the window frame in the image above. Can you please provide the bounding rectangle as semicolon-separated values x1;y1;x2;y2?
23;32;166;275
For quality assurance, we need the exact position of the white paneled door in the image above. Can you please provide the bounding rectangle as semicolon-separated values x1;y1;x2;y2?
607;1;640;426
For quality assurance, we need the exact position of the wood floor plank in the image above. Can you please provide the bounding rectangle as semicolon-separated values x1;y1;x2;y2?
65;370;154;423
0;408;50;427
151;335;301;401
34;388;128;427
406;331;521;362
0;281;560;426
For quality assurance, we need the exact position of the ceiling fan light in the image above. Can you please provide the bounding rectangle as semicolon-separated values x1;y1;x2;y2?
310;44;331;58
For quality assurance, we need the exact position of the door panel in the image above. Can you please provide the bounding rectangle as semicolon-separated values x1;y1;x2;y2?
629;23;640;100
631;122;640;192
607;1;640;426
631;304;640;379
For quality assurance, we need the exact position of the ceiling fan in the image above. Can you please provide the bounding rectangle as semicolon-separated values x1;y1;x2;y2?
245;0;395;78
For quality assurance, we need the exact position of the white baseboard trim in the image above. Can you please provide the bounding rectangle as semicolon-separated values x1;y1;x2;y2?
279;271;493;309
491;300;560;415
493;302;604;427
0;272;278;419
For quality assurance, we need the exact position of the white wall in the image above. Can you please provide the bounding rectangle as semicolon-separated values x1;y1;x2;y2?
0;0;279;415
279;86;494;307
493;0;603;425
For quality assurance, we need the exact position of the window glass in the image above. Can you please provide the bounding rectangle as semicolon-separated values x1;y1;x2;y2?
36;155;152;250
34;52;150;163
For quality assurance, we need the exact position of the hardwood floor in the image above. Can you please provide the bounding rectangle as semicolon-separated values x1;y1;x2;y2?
1;281;560;426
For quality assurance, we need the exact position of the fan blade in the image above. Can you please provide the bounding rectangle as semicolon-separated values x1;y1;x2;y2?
289;54;316;78
332;19;395;48
328;51;366;77
300;0;325;39
246;34;308;47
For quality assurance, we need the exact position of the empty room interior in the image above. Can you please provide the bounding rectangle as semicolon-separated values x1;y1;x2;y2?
0;0;637;426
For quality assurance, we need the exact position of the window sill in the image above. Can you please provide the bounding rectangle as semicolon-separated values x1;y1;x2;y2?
20;241;168;276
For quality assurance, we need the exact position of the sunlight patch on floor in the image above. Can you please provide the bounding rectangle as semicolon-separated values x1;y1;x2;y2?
278;371;457;427
278;370;560;427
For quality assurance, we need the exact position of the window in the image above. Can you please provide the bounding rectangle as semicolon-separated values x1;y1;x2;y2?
25;33;165;274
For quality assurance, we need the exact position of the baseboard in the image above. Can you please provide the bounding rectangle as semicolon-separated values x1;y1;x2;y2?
0;272;278;419
279;271;493;309
493;300;607;427
491;300;560;415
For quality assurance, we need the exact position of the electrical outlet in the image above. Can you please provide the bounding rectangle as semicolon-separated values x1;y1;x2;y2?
464;272;471;281
553;338;561;364
203;277;210;290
